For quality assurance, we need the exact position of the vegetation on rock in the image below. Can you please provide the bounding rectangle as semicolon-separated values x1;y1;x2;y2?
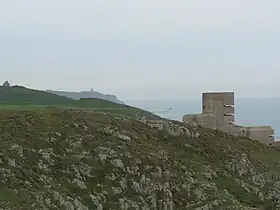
0;108;280;209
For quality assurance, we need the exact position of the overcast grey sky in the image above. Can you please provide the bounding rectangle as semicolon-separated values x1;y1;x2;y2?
0;0;279;100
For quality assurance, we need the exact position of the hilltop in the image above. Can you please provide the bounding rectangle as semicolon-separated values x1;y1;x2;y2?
1;80;123;104
1;109;280;209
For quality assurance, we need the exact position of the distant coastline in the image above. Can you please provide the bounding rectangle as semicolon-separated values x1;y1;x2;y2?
46;89;124;104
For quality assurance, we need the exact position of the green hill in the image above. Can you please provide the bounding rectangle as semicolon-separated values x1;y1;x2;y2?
0;86;160;119
1;109;280;209
0;85;74;105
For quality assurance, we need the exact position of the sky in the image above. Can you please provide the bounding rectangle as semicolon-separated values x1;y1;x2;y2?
0;0;280;100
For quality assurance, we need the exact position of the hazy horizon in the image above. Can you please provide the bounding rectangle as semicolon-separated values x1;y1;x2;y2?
1;1;279;100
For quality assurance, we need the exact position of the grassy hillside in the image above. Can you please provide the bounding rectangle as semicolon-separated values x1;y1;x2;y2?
0;85;74;105
1;109;280;209
0;86;160;120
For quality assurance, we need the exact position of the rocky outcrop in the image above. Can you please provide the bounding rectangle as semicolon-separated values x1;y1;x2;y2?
1;109;280;209
46;89;124;104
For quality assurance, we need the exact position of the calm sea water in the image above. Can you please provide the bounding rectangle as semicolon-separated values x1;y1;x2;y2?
127;99;280;139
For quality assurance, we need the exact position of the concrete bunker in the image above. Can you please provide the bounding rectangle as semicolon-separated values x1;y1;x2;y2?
183;92;275;145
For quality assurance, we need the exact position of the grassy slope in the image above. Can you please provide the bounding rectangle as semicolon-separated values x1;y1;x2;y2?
0;109;280;209
0;86;74;105
0;86;161;120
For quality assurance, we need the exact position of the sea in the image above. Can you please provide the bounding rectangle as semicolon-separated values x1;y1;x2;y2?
126;98;280;139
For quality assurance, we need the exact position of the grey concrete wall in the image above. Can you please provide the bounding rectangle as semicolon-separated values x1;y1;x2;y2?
202;92;234;106
222;92;234;105
183;113;216;129
247;126;275;145
218;124;246;137
202;97;214;114
196;113;216;129
223;114;235;124
183;114;198;125
224;106;235;114
227;124;248;137
212;99;224;126
218;124;236;134
202;92;235;127
235;125;248;137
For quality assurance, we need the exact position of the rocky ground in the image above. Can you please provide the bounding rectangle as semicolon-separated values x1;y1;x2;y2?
0;109;280;209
